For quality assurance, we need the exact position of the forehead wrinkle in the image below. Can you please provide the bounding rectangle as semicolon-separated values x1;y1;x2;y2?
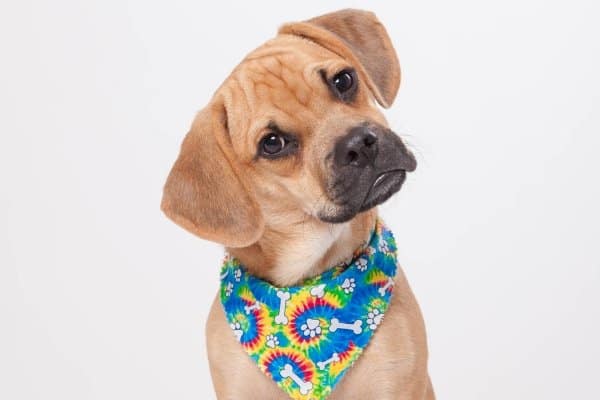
226;76;252;130
233;68;260;116
226;43;345;151
221;76;260;163
239;59;316;121
259;54;284;79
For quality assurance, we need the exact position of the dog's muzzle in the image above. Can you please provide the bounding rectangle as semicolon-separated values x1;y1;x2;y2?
320;123;416;223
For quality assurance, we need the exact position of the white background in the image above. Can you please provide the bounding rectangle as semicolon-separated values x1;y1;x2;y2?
1;0;599;399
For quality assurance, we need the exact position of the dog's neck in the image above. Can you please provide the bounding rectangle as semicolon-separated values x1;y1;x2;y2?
227;210;377;287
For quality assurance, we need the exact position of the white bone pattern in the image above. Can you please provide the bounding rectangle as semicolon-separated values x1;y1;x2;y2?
316;352;340;370
328;318;362;334
275;290;291;324
378;277;394;296
244;301;260;314
280;364;313;395
309;284;325;298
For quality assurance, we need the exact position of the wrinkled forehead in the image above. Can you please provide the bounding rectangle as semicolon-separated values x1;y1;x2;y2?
220;36;349;131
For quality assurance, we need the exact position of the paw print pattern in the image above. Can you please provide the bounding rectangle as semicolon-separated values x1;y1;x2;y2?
301;318;322;338
229;321;243;341
356;257;368;272
234;268;242;282
341;278;356;294
225;282;234;297
366;246;376;257
366;309;384;330
265;334;279;348
378;239;390;254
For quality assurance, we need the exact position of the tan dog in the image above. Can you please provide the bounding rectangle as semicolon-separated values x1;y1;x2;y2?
161;9;434;400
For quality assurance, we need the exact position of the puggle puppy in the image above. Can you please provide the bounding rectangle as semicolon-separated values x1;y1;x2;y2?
161;9;434;400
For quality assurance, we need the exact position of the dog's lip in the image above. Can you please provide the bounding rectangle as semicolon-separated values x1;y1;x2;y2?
359;169;407;210
319;169;409;223
372;169;406;190
372;170;401;189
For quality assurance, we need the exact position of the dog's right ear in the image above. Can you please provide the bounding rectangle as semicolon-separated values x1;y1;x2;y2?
161;102;264;248
279;9;400;108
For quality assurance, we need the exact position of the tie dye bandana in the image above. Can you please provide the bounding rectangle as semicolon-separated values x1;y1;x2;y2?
219;219;398;400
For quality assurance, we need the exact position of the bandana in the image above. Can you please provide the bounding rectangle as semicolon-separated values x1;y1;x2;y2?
219;219;398;400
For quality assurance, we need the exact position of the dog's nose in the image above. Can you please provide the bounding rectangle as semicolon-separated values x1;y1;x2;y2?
334;126;378;168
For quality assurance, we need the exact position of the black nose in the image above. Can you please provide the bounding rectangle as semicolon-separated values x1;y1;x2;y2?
334;126;378;168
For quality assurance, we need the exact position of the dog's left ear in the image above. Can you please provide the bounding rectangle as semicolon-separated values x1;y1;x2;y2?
279;9;401;108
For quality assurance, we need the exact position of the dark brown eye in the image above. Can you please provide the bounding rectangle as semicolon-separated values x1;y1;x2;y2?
321;68;358;103
333;70;354;93
261;133;287;155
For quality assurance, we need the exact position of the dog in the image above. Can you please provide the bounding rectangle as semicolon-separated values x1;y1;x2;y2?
161;9;434;400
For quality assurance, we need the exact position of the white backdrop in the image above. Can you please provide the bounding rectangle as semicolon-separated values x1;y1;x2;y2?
1;0;599;399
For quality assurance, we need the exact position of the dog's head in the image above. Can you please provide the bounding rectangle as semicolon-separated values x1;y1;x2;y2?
161;9;416;248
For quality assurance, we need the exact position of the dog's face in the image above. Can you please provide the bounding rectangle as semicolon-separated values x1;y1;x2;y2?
162;10;416;247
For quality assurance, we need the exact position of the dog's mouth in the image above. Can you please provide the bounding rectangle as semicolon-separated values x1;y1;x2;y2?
358;169;407;212
318;168;410;224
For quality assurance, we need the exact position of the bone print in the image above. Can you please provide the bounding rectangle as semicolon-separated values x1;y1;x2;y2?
244;300;260;314
378;277;395;296
274;290;291;324
316;352;340;370
280;364;313;395
328;318;363;334
309;283;325;298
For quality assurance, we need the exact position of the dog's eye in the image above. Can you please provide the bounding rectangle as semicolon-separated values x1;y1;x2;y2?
333;70;354;93
261;133;287;155
322;68;358;103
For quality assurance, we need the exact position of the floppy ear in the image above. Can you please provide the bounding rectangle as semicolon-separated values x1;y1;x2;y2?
279;9;401;108
161;102;264;248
